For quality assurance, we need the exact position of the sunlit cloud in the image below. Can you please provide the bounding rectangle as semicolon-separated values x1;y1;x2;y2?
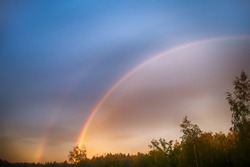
83;37;250;157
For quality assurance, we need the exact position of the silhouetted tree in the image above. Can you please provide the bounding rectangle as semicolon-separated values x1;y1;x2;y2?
180;116;202;167
227;71;250;132
68;145;87;166
227;70;250;166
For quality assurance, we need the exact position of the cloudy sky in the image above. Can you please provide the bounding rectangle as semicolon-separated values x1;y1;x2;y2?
1;0;250;163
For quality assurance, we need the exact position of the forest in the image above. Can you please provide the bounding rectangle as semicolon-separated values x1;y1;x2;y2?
1;71;249;167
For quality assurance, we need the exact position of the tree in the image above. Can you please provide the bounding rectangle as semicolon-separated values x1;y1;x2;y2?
148;138;174;166
68;145;87;166
180;116;202;167
227;70;250;133
226;70;250;166
180;116;202;142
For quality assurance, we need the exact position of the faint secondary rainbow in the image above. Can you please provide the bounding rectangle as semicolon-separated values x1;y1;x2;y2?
35;72;89;162
77;35;250;147
35;107;63;162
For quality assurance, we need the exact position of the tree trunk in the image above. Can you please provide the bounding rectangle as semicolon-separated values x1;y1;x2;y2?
193;144;199;167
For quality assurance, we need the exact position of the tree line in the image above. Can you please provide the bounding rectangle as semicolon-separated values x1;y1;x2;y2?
1;71;249;167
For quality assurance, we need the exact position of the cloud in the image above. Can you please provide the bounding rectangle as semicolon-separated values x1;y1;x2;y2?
84;38;250;154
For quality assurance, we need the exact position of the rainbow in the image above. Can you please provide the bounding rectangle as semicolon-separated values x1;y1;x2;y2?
76;35;250;147
35;108;60;162
35;74;86;162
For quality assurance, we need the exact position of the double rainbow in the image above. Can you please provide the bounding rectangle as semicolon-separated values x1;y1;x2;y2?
35;35;250;162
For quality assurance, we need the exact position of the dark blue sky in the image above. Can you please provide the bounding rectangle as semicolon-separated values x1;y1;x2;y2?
1;0;250;162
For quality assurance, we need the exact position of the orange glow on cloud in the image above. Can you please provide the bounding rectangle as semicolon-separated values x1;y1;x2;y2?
76;36;250;157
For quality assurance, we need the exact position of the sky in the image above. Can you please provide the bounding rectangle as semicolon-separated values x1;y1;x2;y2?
1;0;250;163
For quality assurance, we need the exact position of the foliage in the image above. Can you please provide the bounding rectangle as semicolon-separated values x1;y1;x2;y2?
68;145;87;166
227;70;250;166
227;71;250;132
179;116;201;167
180;116;202;141
149;139;182;167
